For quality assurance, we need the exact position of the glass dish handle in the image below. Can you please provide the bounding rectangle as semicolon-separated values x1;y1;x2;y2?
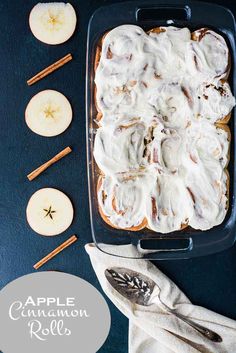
135;5;191;22
138;237;193;254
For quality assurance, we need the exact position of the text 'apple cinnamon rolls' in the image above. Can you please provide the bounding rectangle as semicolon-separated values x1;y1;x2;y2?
93;25;235;234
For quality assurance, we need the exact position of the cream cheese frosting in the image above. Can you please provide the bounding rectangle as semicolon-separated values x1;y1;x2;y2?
94;25;235;233
97;174;149;229
186;29;229;81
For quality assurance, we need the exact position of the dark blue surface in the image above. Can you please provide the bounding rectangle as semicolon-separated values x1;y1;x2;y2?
0;1;236;352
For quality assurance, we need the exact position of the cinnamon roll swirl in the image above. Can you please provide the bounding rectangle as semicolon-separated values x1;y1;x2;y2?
187;28;229;80
97;175;147;231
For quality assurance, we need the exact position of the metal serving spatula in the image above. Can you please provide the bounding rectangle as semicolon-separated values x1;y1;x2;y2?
105;267;222;343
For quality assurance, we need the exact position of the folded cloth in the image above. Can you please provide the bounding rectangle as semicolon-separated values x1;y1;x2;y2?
85;243;236;353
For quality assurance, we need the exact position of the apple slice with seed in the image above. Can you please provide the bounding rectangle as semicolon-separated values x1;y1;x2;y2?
26;188;74;236
29;2;77;45
25;90;72;137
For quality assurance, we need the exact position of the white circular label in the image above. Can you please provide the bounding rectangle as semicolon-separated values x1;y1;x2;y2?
0;272;111;353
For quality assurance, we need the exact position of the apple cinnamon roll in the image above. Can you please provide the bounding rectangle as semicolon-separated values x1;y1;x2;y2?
94;120;146;175
195;81;235;123
146;174;192;233
147;26;191;80
186;28;229;81
186;169;229;230
97;175;147;230
143;121;184;174
185;121;230;171
147;82;193;129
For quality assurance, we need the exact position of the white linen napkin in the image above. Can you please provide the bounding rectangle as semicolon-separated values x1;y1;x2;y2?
85;243;236;353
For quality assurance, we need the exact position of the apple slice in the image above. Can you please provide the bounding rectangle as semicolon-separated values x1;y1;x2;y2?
26;188;74;236
29;2;77;45
25;89;72;137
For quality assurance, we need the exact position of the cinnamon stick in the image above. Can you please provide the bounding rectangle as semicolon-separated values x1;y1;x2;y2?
33;235;78;270
27;53;72;86
27;146;72;181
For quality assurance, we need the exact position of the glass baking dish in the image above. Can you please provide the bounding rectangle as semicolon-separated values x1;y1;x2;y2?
86;0;236;259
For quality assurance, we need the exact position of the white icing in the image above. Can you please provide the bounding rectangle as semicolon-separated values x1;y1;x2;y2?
186;29;229;81
195;82;235;123
94;122;147;175
147;82;193;128
94;25;234;233
97;174;148;229
146;174;193;233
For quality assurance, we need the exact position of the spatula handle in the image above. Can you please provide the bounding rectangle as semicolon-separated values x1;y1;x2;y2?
155;298;222;343
171;311;222;343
